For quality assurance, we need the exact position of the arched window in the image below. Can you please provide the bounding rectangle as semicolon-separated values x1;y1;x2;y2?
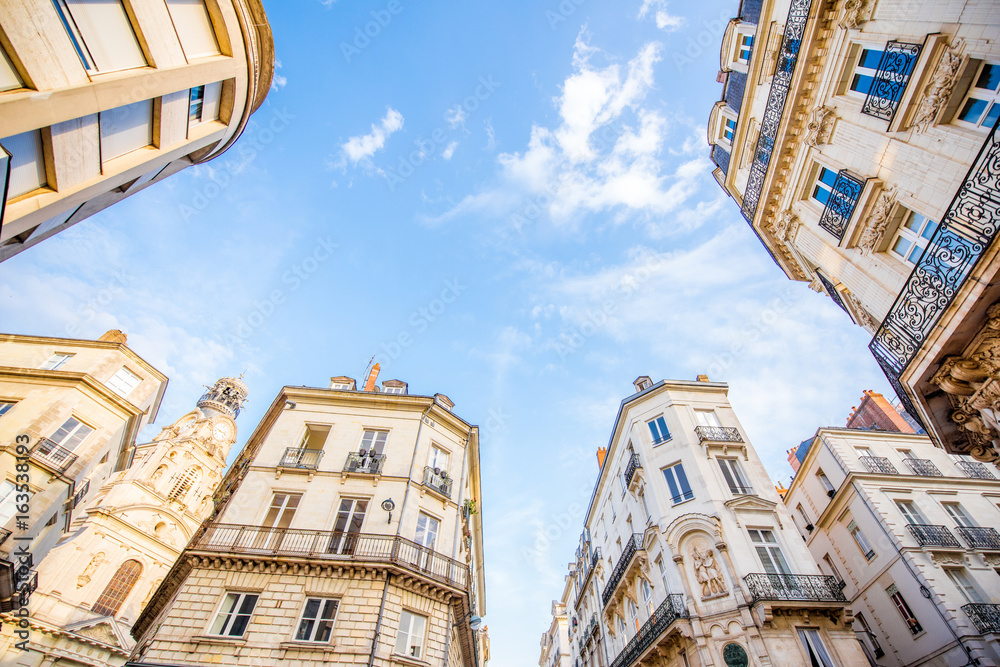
92;559;142;616
167;466;201;501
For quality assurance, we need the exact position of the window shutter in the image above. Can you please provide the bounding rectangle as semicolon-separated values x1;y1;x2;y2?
101;100;153;161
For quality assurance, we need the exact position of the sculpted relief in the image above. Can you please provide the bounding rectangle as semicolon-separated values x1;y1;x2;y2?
689;539;727;599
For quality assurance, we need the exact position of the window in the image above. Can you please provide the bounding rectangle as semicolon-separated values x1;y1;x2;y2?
797;629;835;667
887;584;923;634
945;568;984;604
415;512;440;549
639;490;651;521
300;424;331;451
662;462;693;504
360;429;388;455
0;480;28;525
91;559;142;616
736;34;753;63
656;556;669;592
166;466;200;502
262;492;300;529
165;0;221;59
626;597;639;633
719;458;753;494
640;577;654;615
106;367;141;397
847;47;915;98
295;598;339;643
395;610;427;658
749;529;791;575
0;45;21;92
51;416;94;451
811;166;838;205
942;502;976;528
647;416;670;444
854;612;883;659
0;401;15;418
889;211;938;265
618;470;627;496
956;62;1000;130
100;99;153;161
610;493;616;520
822;554;843;585
817;470;836;496
188;82;223;129
210;591;259;637
849;520;876;561
40;353;74;371
895;500;926;525
616;615;628;646
329;497;367;555
51;0;146;72
1;130;46;199
796;504;812;529
695;410;722;427
721;117;737;143
428;444;450;471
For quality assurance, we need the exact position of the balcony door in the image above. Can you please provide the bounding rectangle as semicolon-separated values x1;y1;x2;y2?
895;500;925;525
749;529;791;575
44;416;94;463
943;503;976;528
329;498;368;555
414;512;440;574
256;492;300;550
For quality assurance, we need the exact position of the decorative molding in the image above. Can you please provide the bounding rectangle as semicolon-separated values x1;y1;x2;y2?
804;106;836;146
913;40;965;133
840;0;876;29
842;289;879;332
857;186;898;253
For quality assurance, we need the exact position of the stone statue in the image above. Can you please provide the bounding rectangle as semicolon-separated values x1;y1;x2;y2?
692;546;726;597
78;552;105;588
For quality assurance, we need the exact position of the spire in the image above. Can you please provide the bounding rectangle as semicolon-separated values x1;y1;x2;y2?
197;376;249;419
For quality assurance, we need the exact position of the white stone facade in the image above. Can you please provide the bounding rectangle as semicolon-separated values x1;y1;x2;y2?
539;597;571;667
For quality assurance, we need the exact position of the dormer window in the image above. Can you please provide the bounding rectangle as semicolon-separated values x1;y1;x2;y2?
736;34;753;64
722;117;737;144
329;377;356;391
634;376;653;392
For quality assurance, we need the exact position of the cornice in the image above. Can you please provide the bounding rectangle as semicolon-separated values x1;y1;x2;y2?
0;368;146;417
0;334;167;383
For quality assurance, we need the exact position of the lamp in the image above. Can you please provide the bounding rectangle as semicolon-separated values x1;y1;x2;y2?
381;498;395;524
454;612;482;631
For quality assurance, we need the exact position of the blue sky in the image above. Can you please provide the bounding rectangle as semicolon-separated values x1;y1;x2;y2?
1;0;895;663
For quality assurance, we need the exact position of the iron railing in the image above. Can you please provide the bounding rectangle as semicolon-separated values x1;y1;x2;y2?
279;447;324;470
602;534;644;607
195;523;468;590
818;170;865;241
963;603;1000;634
30;438;78;473
861;41;922;122
0;527;9;546
957;526;1000;550
728;483;755;495
72;479;90;508
816;271;849;314
624;453;641;488
957;460;997;480
743;573;847;605
859;456;898;474
423;466;453;498
903;458;942;477
609;595;687;667
573;547;602;612
578;613;600;654
344;452;385;475
870;118;1000;422
907;524;961;548
694;426;744;444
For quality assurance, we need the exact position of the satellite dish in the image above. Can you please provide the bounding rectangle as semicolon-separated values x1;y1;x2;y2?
468;614;482;631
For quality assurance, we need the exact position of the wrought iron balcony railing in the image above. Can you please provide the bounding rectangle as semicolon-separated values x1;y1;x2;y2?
609;595;687;667
344;452;385;475
818;170;865;241
816;272;850;314
861;41;922;122
30;438;78;473
624;453;641;488
574;547;602;611
727;483;755;495
0;527;9;546
423;466;453;498
907;524;961;548
870;119;1000;422
963;603;1000;634
903;458;942;477
859;456;899;474
0;569;38;612
957;526;1000;550
602;533;644;607
279;447;324;470
743;573;848;606
957;460;997;480
694;426;744;444
195;523;469;590
72;479;90;508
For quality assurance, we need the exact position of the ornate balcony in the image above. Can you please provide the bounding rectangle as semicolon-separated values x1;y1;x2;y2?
423;466;453;498
957;526;1000;550
817;170;865;241
743;573;848;606
903;458;942;477
907;524;961;548
694;426;744;444
0;527;9;546
30;438;78;474
573;547;602;612
195;523;468;590
279;447;324;470
71;479;90;508
963;603;1000;634
957;460;996;480
861;41;922;122
859;456;898;474
578;613;600;655
344;452;385;475
609;595;687;667
624;453;641;488
602;533;644;608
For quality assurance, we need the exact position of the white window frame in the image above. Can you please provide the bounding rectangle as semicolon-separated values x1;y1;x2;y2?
945;568;984;604
100;99;154;162
1;130;47;199
846;45;886;100
50;415;94;451
749;528;792;575
415;512;440;549
395;609;427;659
895;500;926;525
165;0;221;59
942;502;976;528
662;462;693;505
0;480;29;526
735;32;753;64
797;628;835;667
0;401;16;418
360;429;388;455
719;457;753;494
849;520;876;561
695;410;723;428
816;470;836;495
954;61;1000;131
810;163;839;206
209;591;259;637
41;353;73;371
428;444;450;472
888;210;938;266
52;0;147;73
647;416;670;444
294;597;339;643
106;367;141;397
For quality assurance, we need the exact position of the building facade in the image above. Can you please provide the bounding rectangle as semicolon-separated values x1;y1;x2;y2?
0;376;246;667
548;375;865;667
0;0;274;261
0;330;167;613
783;426;1000;666
707;0;1000;462
539;595;571;667
129;375;487;667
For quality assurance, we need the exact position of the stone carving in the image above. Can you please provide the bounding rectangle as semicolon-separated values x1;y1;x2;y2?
77;552;105;588
142;578;163;611
76;623;119;647
841;290;879;332
857;186;897;253
690;544;727;598
769;210;800;243
840;0;876;29
804;107;836;146
914;40;965;133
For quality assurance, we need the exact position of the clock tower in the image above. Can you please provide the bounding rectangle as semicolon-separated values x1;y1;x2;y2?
17;377;248;665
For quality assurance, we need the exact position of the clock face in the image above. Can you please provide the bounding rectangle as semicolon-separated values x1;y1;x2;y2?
212;422;232;442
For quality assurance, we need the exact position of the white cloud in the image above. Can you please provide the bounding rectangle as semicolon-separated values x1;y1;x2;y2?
445;105;467;130
271;56;287;91
484;119;497;150
340;107;404;165
638;0;685;31
441;141;458;160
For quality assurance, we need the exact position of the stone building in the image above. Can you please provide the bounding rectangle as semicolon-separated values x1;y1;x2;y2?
0;330;167;613
707;0;1000;462
546;375;865;667
128;375;487;666
0;0;274;261
783;426;1000;665
0;376;246;667
538;593;571;667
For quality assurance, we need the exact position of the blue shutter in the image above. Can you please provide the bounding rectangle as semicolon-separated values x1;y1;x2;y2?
663;468;680;503
674;463;693;501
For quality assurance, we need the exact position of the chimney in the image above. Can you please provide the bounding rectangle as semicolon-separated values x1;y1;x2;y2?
696;374;710;382
99;329;127;344
596;447;607;469
787;446;801;473
363;363;380;392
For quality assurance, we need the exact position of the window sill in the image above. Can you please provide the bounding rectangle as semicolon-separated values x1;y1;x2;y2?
191;635;247;645
391;653;431;667
279;640;338;652
652;437;673;447
670;497;695;507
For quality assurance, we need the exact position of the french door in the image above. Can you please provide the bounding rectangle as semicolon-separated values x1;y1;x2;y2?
329;498;368;555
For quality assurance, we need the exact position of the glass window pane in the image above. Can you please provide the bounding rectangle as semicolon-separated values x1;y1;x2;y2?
984;103;1000;128
63;0;146;73
860;49;884;69
976;63;1000;91
101;100;153;161
166;0;221;59
1;130;47;199
892;237;912;257
851;74;874;95
960;98;987;123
